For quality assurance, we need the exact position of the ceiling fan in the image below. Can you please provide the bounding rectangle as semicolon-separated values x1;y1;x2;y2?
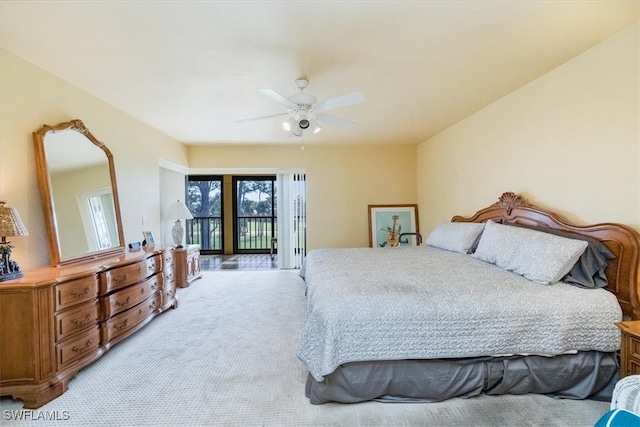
236;78;365;137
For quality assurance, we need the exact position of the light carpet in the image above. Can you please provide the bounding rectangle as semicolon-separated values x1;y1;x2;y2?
0;270;611;426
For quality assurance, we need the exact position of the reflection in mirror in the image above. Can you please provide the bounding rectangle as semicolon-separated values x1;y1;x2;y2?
33;120;125;266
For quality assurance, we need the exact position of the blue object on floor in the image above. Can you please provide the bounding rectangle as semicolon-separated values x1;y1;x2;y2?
595;409;640;426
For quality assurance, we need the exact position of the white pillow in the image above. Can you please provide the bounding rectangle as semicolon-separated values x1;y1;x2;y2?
426;222;485;254
472;220;588;285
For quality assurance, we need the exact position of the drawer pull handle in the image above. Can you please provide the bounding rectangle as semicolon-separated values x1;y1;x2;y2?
115;273;129;284
149;301;157;309
71;287;90;298
114;320;128;331
72;339;93;354
148;264;154;271
71;314;92;326
151;282;157;290
116;296;131;307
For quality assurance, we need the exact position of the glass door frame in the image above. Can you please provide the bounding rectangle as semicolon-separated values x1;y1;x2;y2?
185;174;224;254
232;175;277;254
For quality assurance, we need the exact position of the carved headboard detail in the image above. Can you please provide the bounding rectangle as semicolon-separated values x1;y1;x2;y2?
452;192;640;320
495;191;529;215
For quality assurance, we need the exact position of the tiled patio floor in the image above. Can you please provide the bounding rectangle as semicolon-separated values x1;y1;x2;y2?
200;254;278;270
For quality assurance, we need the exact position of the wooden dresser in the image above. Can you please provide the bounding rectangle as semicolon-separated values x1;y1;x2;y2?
175;244;202;288
0;246;177;408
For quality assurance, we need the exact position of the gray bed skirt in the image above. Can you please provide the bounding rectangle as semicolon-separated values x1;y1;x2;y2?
305;351;618;404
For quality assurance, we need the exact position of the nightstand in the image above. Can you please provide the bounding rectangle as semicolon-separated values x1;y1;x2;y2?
175;244;202;288
616;321;640;378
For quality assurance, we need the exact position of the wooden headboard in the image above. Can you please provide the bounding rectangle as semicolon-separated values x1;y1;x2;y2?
452;192;640;320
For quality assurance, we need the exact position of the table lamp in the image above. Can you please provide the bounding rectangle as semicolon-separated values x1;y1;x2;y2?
166;200;193;248
0;201;29;281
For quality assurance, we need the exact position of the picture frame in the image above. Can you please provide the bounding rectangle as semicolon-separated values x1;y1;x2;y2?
368;204;419;248
142;231;155;246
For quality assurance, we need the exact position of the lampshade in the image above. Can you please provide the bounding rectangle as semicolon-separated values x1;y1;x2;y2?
165;200;193;220
309;118;322;134
291;126;303;137
0;201;28;237
0;201;28;282
282;117;297;132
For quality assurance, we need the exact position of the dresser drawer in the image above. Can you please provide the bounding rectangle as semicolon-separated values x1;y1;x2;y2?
162;283;176;307
56;326;101;369
102;294;161;342
55;275;99;311
147;254;162;275
55;300;100;342
186;247;199;262
101;255;161;293
103;273;161;318
163;249;175;269
630;335;640;359
163;266;175;288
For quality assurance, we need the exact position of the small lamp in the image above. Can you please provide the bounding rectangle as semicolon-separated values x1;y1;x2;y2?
165;200;193;248
0;201;29;281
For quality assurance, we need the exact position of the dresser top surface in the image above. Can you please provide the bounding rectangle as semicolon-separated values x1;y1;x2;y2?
0;246;173;289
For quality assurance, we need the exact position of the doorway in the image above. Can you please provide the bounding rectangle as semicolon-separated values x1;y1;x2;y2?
183;172;303;264
185;175;223;254
232;176;276;254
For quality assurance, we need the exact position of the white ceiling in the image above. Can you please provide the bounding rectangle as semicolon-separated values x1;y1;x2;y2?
1;1;638;146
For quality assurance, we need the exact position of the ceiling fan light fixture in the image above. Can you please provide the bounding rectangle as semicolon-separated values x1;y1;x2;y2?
309;119;321;134
282;117;296;131
238;78;364;136
298;118;310;130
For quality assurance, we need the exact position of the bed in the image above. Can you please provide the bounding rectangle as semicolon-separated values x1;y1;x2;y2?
297;192;640;404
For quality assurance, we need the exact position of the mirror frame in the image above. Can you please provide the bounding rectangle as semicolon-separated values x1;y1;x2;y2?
33;119;125;266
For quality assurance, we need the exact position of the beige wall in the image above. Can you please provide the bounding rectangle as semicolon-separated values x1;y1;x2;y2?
0;47;417;269
187;144;417;250
159;166;188;246
0;49;189;269
417;22;640;234
8;21;632;269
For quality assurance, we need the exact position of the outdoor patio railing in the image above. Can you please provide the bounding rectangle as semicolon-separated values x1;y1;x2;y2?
236;216;277;251
186;216;276;252
186;216;223;251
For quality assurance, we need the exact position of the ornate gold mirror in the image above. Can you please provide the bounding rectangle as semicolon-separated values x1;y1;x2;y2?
33;119;125;266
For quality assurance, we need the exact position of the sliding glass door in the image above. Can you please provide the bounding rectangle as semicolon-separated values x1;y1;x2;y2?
185;175;223;254
183;173;304;263
276;172;306;269
232;176;276;254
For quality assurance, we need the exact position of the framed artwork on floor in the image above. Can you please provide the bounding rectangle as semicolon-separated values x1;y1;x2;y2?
368;204;419;248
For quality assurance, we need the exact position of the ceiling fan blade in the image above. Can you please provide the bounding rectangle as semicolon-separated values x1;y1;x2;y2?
316;113;359;130
235;112;289;123
315;91;365;113
258;89;296;108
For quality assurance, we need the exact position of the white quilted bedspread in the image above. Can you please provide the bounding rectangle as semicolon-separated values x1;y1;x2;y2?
296;246;622;381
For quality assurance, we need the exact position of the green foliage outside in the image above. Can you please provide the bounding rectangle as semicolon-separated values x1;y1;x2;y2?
185;178;277;250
